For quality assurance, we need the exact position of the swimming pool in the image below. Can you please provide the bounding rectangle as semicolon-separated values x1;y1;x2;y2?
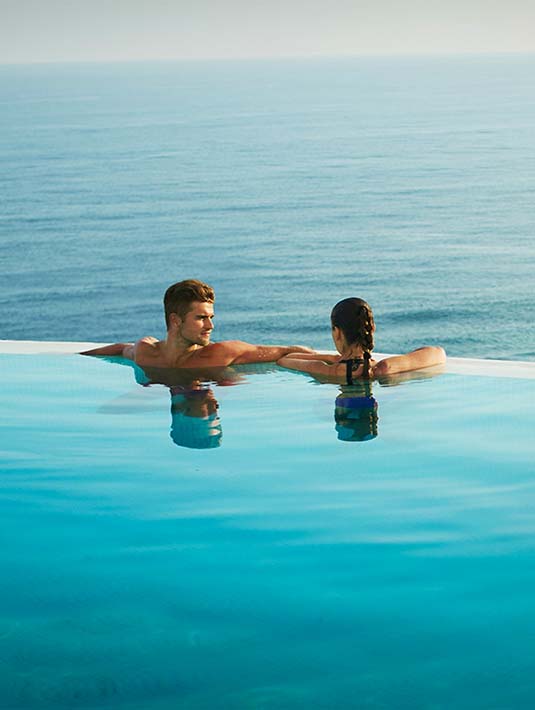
2;344;535;709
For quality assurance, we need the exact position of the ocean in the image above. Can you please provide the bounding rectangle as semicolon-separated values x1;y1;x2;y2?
1;54;534;359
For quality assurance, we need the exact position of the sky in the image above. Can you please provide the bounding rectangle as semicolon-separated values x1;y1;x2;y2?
1;0;535;64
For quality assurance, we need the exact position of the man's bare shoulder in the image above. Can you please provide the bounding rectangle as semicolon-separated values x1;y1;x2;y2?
133;337;165;365
184;341;245;367
136;336;159;348
206;340;247;352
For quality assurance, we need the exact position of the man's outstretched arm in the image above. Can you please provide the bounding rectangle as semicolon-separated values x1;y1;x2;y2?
218;341;315;365
80;343;135;359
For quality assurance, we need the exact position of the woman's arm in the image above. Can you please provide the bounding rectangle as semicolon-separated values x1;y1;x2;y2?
373;346;445;377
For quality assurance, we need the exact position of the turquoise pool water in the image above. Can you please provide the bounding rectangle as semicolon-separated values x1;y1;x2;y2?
2;352;535;709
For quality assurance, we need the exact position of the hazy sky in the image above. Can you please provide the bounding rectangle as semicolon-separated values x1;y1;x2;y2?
1;0;535;64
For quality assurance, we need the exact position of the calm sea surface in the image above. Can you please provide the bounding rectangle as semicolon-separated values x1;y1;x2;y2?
1;55;534;358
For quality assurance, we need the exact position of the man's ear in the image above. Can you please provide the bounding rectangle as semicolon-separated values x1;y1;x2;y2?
169;312;182;329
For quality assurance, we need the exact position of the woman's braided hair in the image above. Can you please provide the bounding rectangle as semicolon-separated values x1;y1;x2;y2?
331;298;375;377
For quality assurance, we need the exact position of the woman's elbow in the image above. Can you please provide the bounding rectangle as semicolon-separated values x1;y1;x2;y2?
429;346;446;364
416;345;446;368
373;359;391;377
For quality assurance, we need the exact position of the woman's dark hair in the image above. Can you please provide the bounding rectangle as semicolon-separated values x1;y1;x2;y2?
331;298;375;377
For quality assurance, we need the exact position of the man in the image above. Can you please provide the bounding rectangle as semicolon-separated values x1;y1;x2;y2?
81;279;313;367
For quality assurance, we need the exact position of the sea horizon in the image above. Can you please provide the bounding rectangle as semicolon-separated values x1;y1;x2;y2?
1;54;534;360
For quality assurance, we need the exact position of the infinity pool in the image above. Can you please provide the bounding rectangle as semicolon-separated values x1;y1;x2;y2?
2;349;535;709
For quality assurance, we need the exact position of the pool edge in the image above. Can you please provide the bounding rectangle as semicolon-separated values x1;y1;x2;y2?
1;339;535;379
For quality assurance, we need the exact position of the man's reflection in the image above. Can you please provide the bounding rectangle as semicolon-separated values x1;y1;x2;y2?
111;358;239;450
334;381;378;442
169;384;222;449
96;358;283;451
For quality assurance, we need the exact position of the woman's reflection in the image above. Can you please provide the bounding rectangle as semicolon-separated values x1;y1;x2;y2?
334;381;378;442
333;367;446;443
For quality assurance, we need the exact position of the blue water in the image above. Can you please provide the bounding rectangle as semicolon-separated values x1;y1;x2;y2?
1;55;535;359
2;353;535;708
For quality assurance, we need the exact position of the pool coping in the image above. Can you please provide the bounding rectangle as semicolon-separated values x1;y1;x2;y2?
1;340;535;379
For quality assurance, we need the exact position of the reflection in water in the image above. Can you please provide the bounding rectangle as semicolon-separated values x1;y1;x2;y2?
137;366;238;450
170;385;222;450
334;381;378;442
90;356;445;449
95;356;236;450
333;366;446;443
93;359;291;451
126;363;281;451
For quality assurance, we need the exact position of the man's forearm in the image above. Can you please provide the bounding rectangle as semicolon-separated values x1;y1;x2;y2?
280;351;338;362
279;345;314;356
232;343;313;364
80;343;133;357
269;345;316;360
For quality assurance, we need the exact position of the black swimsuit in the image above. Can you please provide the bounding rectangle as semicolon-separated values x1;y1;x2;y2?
340;357;367;385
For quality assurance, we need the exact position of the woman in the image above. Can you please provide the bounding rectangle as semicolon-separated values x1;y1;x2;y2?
277;297;445;383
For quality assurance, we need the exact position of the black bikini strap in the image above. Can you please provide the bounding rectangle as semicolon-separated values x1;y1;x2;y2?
341;357;365;385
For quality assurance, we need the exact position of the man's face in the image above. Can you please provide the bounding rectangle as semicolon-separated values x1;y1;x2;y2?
178;301;214;346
